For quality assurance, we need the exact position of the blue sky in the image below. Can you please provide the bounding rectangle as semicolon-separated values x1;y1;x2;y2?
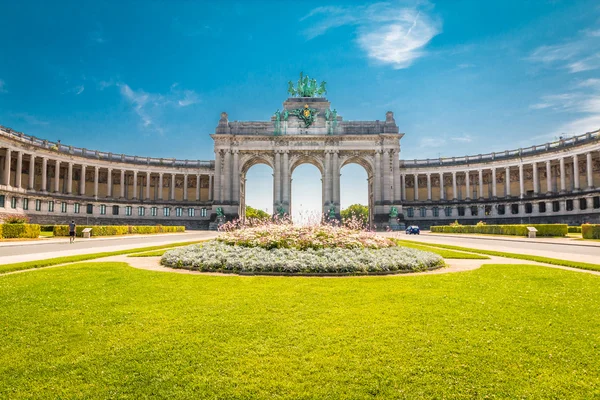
1;0;599;216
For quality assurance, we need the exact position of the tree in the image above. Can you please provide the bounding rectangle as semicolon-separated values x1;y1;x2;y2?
245;205;270;221
340;204;369;225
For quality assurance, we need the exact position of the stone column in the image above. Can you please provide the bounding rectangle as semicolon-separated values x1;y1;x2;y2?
505;167;511;197
546;161;552;194
214;151;221;202
401;174;406;201
232;150;239;204
519;164;524;198
67;163;73;194
28;154;35;190
15;151;22;189
145;172;151;200
426;173;432;200
195;174;201;201
120;169;125;198
274;151;281;205
158;173;164;200
41;157;47;192
107;168;112;197
532;162;538;195
413;173;419;201
208;174;213;201
439;172;444;200
282;151;290;205
2;148;10;187
374;151;382;203
183;174;188;201
223;150;232;202
393;151;401;201
492;168;497;198
332;150;340;205
132;170;138;199
586;152;594;189
559;157;566;193
478;169;483;199
170;173;176;201
573;154;580;191
94;166;99;198
53;160;60;193
465;171;471;200
452;171;457;200
80;164;86;196
324;151;332;204
382;150;390;202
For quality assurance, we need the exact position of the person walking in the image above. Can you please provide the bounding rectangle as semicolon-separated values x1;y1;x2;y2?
69;220;76;244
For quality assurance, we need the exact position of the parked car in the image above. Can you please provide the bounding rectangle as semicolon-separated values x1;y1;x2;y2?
405;225;420;235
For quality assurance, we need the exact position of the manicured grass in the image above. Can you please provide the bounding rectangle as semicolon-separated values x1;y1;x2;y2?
416;242;600;272
0;240;207;274
39;231;54;238
394;239;490;259
127;249;168;257
0;262;598;398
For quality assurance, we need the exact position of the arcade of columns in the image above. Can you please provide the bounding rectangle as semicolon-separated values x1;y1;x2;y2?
0;146;214;204
402;151;598;202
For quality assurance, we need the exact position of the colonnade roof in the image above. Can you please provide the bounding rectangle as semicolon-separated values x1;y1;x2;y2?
401;129;600;168
0;125;214;169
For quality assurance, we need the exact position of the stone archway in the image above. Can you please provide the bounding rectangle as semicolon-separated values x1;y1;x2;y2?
340;154;375;227
239;154;274;221
210;86;403;229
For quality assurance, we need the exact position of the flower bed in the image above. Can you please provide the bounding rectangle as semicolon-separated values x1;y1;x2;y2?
217;223;395;250
160;241;444;275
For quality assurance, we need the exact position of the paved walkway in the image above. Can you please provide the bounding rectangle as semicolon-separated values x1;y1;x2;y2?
383;232;600;264
0;231;218;264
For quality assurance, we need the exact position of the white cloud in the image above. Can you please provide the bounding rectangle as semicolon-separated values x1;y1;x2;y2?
450;134;472;143
528;30;600;73
0;79;7;93
302;2;441;69
9;112;49;126
117;83;200;133
530;79;600;137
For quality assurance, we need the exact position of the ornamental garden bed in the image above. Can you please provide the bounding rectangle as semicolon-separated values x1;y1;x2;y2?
160;223;444;275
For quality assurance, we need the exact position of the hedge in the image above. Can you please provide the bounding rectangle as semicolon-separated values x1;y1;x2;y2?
567;226;582;233
430;224;567;237
53;225;185;237
1;223;41;239
582;224;600;239
40;225;55;232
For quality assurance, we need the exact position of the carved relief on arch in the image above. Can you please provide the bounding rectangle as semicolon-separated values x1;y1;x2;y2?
339;152;374;177
240;153;274;175
289;152;325;175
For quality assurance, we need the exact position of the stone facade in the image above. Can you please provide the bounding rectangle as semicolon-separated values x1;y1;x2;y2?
1;92;599;229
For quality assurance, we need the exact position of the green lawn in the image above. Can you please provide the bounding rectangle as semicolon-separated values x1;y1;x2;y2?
412;242;600;272
394;239;490;259
0;262;598;398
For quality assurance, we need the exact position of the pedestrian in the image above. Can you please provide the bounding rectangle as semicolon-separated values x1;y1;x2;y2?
69;220;76;244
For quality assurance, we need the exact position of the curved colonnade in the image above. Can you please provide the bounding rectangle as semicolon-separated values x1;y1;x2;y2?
0;126;215;229
1;125;599;229
400;131;600;226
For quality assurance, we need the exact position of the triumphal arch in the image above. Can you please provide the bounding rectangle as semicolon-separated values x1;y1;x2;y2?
211;73;404;225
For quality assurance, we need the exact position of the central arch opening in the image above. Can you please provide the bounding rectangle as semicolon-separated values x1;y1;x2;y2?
340;161;371;226
243;163;273;219
291;163;322;225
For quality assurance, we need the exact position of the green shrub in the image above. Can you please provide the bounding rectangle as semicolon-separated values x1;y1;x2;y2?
40;225;55;232
582;224;600;239
52;225;185;237
430;224;567;237
568;226;582;233
1;223;41;239
3;215;30;224
0;224;2;238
